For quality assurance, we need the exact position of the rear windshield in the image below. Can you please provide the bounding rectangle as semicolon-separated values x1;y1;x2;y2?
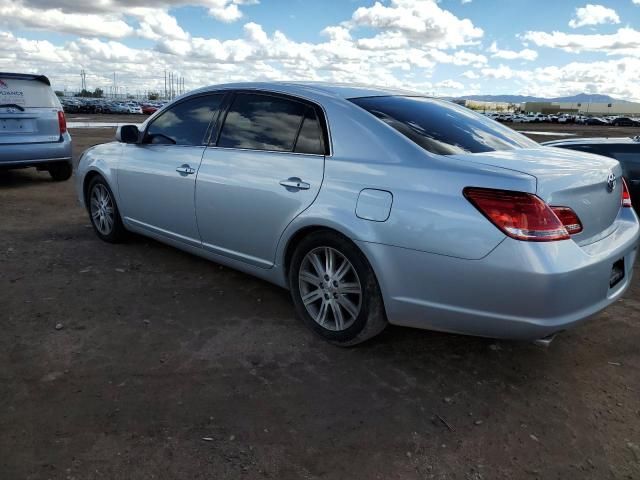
350;96;537;155
0;77;60;108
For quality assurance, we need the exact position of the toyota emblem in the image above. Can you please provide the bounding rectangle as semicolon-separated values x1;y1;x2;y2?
606;173;616;193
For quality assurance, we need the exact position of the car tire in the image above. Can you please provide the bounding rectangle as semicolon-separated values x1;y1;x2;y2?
86;176;126;243
48;162;72;181
289;230;387;346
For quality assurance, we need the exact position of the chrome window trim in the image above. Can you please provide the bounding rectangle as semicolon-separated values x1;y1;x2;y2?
203;144;325;157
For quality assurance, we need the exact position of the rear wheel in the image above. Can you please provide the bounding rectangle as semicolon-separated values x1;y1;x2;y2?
48;163;72;181
289;231;387;346
87;176;126;243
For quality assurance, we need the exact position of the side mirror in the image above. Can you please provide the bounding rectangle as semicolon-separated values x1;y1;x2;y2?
116;125;140;144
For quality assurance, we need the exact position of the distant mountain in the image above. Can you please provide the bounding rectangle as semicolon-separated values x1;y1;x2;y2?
452;93;632;104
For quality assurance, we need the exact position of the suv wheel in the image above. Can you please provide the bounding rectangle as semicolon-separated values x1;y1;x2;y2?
48;163;72;181
289;231;387;346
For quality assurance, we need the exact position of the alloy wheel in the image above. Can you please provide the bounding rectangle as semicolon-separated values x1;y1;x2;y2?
298;246;362;331
90;184;115;236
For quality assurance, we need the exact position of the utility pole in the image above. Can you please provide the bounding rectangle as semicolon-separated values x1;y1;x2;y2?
80;69;87;92
164;70;167;100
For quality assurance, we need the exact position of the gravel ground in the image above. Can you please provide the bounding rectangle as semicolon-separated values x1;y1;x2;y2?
1;118;639;479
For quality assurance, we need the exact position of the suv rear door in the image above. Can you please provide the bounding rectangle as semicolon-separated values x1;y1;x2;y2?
0;74;62;145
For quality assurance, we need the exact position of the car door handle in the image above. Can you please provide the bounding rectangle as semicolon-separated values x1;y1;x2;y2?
630;180;640;186
176;164;196;175
280;178;310;190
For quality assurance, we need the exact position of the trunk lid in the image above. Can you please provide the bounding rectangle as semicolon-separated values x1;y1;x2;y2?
452;147;623;245
0;75;62;145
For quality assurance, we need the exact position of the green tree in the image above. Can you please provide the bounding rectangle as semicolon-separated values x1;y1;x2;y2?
54;90;64;97
148;92;160;100
75;88;103;98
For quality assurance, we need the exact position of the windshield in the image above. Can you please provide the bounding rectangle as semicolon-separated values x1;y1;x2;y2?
350;96;537;155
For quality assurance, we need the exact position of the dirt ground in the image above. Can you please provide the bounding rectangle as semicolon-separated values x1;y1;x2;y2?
1;117;639;479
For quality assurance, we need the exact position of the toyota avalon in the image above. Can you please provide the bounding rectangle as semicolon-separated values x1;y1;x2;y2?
75;82;639;345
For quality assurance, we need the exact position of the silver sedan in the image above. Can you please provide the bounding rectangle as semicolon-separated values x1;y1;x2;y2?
76;82;639;345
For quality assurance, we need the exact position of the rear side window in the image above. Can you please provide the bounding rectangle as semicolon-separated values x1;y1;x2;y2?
0;77;59;108
350;96;537;155
218;93;307;152
145;94;223;146
294;109;324;155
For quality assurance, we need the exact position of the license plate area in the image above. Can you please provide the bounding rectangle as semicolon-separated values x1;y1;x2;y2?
0;118;34;134
609;258;625;289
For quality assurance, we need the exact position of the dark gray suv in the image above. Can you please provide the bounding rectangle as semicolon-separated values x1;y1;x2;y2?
0;72;72;181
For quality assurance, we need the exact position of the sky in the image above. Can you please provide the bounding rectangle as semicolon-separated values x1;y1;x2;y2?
1;0;639;100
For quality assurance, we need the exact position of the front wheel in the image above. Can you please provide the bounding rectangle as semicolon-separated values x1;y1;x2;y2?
87;176;126;243
289;231;387;346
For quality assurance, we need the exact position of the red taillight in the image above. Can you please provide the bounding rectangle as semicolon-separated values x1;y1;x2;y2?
622;178;632;208
550;206;583;235
57;111;67;135
464;187;570;242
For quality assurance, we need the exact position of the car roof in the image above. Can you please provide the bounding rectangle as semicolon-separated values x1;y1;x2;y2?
542;137;640;146
189;81;421;100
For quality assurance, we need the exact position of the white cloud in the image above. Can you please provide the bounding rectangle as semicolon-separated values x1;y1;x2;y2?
523;27;640;56
206;0;259;22
473;57;640;101
134;9;190;41
488;41;538;61
435;79;464;90
17;0;259;20
0;3;134;39
568;4;620;28
0;0;259;39
480;64;517;80
350;0;483;49
2;0;638;103
356;31;408;50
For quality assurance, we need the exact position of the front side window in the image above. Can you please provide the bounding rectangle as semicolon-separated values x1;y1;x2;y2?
350;96;537;156
145;94;223;146
217;93;308;152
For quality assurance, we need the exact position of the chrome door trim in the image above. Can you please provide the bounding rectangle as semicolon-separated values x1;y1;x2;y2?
124;217;202;248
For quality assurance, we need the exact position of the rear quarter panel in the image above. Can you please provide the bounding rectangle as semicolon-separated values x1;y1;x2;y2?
276;98;535;270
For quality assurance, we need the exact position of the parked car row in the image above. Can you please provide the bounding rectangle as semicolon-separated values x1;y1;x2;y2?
60;98;165;115
484;112;640;126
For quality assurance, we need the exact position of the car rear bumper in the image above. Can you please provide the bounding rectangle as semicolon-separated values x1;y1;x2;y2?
359;208;640;341
0;134;72;167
